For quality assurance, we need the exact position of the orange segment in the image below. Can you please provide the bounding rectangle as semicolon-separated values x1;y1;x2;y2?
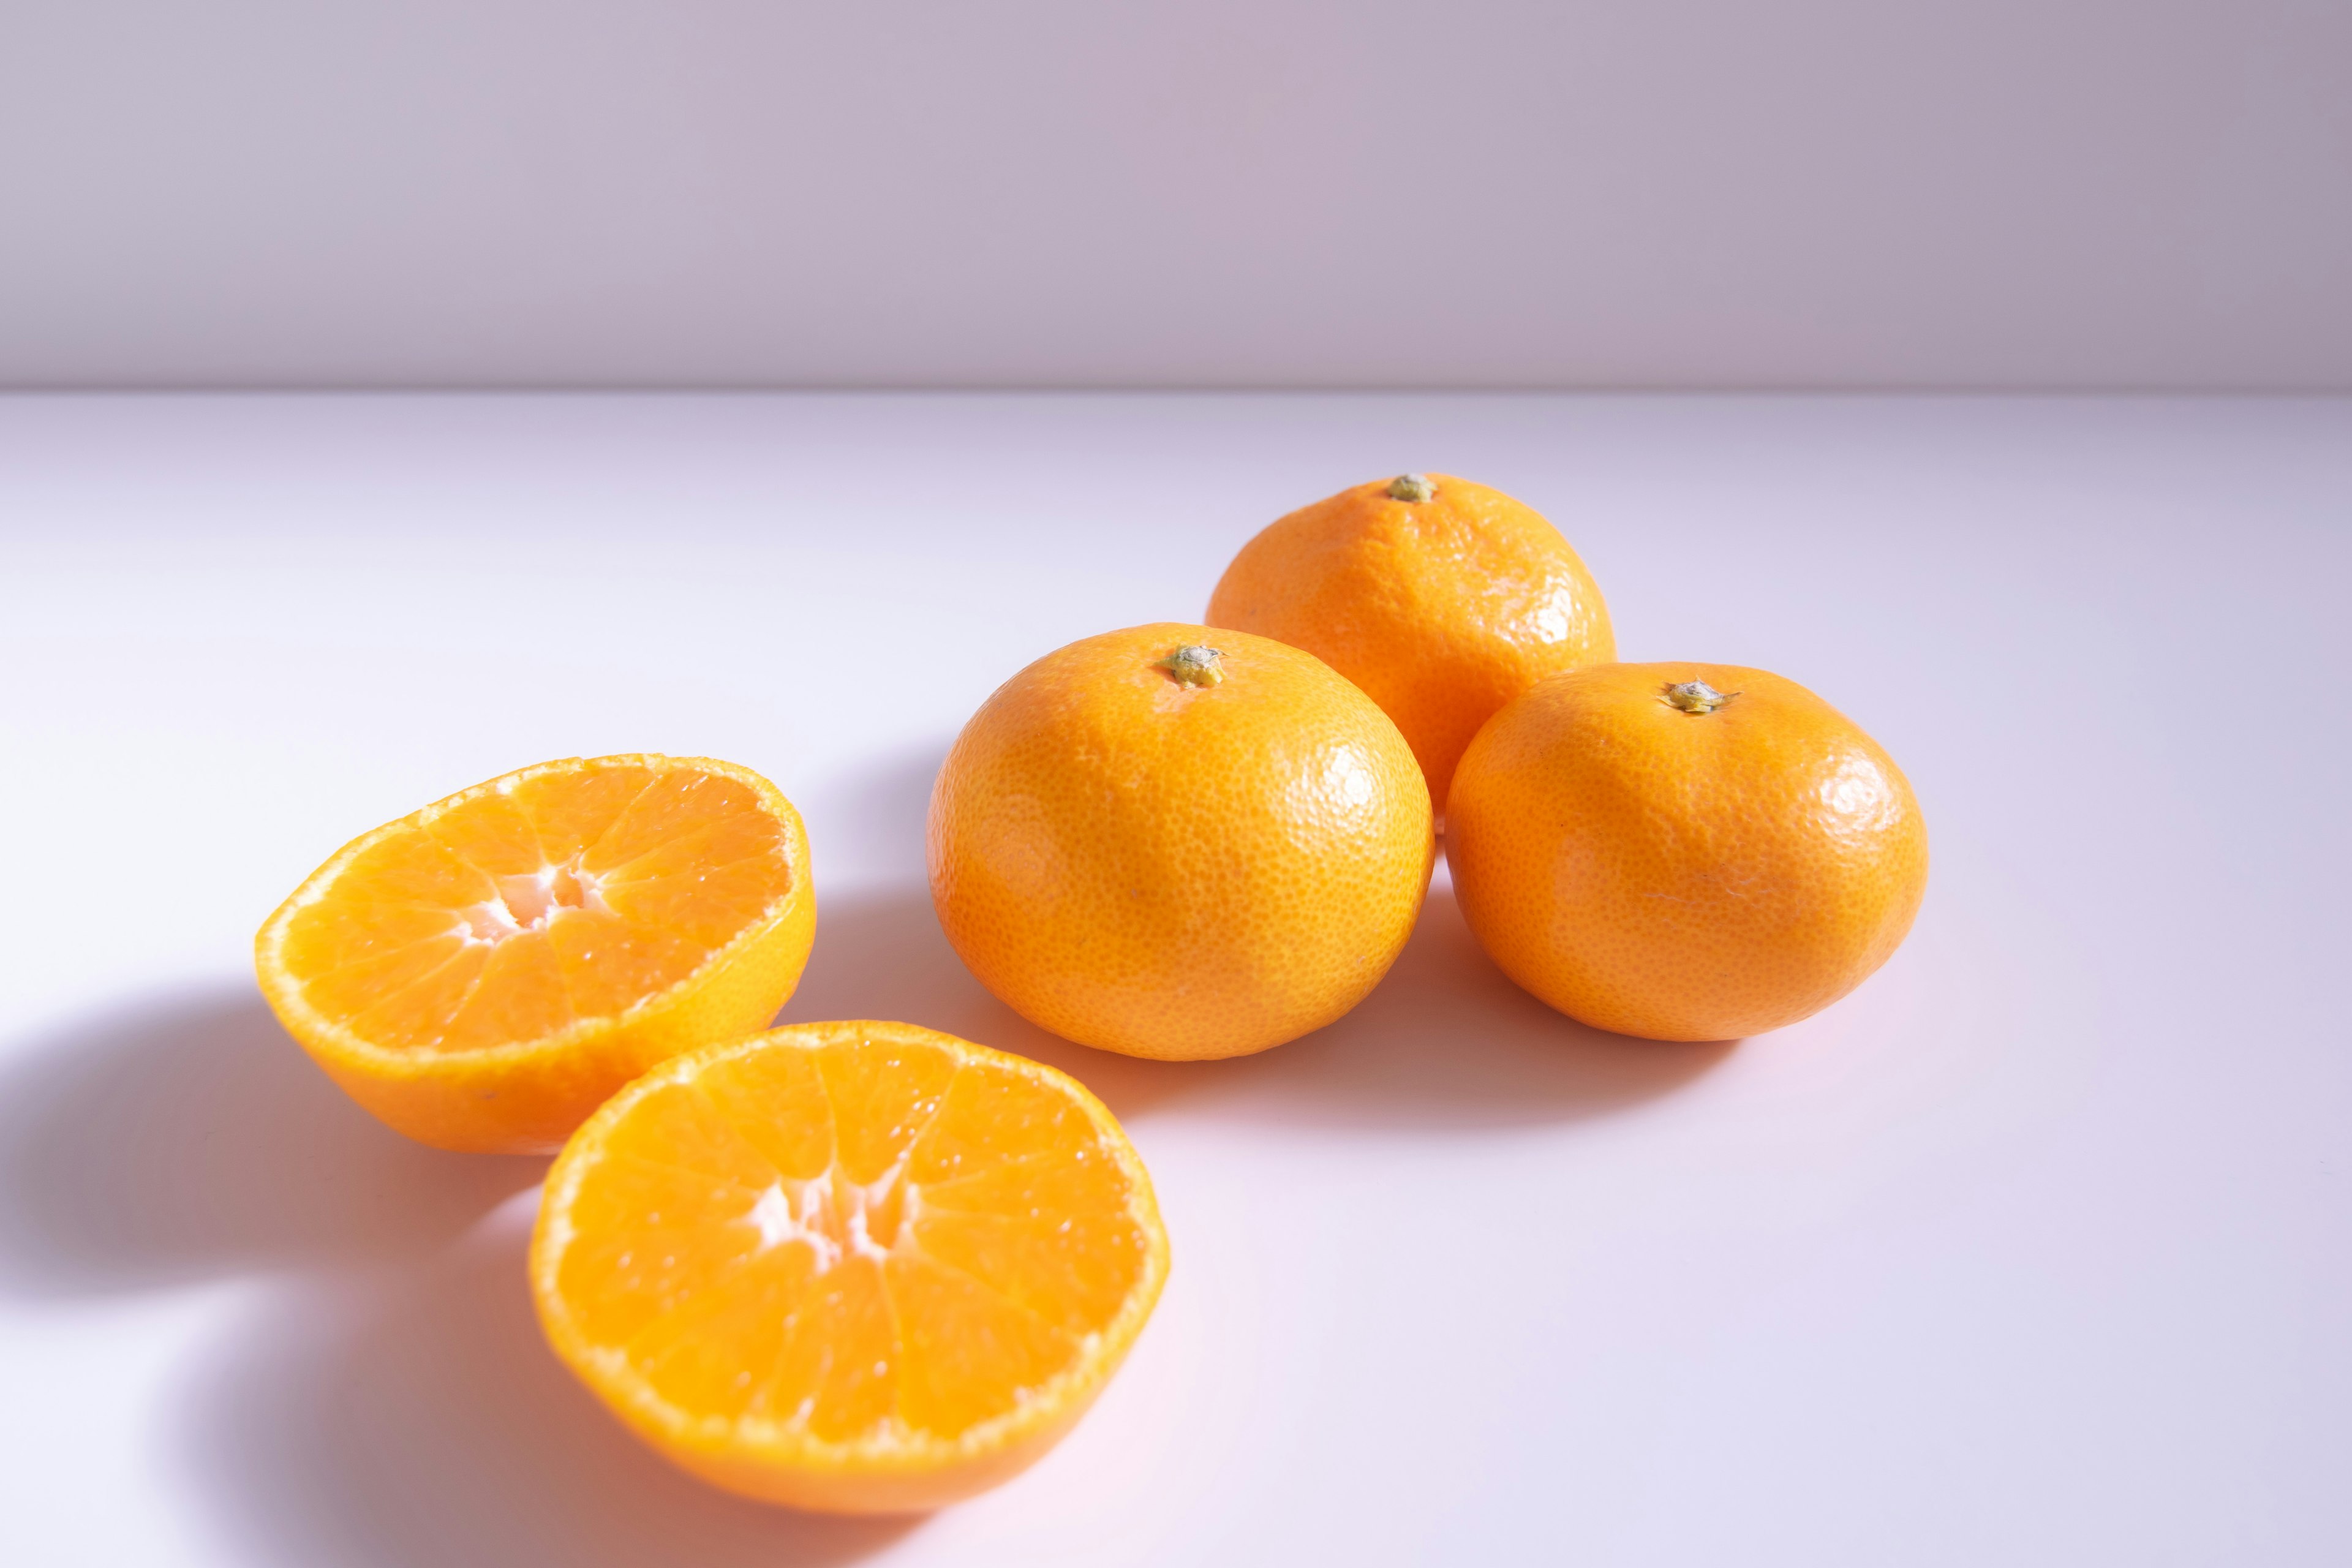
886;1252;1079;1439
543;910;706;1018
530;1020;1170;1515
255;755;816;1153
512;762;658;862
630;1243;827;1422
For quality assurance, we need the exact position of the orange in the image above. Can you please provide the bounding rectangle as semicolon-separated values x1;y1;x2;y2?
1447;663;1928;1041
929;623;1434;1061
255;755;816;1153
529;1019;1169;1514
1206;472;1615;808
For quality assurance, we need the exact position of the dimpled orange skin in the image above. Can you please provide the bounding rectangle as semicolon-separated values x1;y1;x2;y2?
1447;663;1928;1041
928;624;1434;1061
1205;473;1615;809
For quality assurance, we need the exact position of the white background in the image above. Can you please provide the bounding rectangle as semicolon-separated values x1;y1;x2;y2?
5;1;2350;389
1;393;2346;1564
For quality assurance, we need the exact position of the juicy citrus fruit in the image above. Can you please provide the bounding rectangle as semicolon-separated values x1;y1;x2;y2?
1206;472;1615;808
929;624;1434;1061
529;1019;1169;1514
1447;663;1928;1041
255;755;816;1153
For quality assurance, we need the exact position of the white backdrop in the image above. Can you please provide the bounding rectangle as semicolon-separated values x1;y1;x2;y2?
4;0;2348;389
4;394;2348;1565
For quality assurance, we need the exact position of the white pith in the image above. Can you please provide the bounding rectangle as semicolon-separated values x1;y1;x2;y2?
533;1025;1171;1469
744;1164;920;1274
455;857;612;944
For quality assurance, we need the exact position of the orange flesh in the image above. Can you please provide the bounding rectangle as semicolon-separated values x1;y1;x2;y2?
541;1024;1160;1449
277;765;795;1055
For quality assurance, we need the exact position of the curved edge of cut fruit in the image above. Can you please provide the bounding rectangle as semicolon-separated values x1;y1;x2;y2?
252;754;818;1153
529;1021;1172;1514
650;1356;1128;1514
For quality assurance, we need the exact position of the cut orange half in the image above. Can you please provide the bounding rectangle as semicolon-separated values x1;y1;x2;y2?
529;1020;1170;1514
255;755;816;1153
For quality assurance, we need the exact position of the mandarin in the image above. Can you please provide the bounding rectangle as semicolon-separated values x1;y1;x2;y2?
256;754;815;1152
1206;473;1615;807
928;624;1434;1060
1447;664;1928;1041
530;1019;1168;1514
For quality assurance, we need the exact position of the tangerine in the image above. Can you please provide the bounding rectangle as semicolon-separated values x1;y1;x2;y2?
928;624;1434;1060
1206;473;1615;807
530;1019;1168;1513
256;754;815;1152
1446;664;1928;1040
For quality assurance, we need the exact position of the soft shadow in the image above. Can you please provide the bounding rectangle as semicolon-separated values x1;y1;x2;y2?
1153;884;1735;1128
780;887;1731;1129
179;1197;917;1568
0;986;544;1297
786;740;1206;1118
778;890;1199;1121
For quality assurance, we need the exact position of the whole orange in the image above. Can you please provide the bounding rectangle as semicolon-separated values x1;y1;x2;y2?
1205;473;1615;808
1447;663;1928;1041
928;623;1434;1060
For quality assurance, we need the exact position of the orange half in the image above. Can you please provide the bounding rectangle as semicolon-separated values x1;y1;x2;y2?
530;1020;1170;1514
255;755;816;1152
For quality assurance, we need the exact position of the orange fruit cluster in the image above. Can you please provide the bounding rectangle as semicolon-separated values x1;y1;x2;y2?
937;472;1924;1057
252;467;1924;1517
258;758;1165;1512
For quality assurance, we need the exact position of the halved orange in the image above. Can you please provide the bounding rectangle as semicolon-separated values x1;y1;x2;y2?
255;755;816;1153
529;1020;1170;1514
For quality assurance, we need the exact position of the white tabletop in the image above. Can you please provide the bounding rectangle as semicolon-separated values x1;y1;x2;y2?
2;393;2345;1566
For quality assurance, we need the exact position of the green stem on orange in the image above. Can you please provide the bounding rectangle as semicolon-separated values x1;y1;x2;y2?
1385;473;1438;502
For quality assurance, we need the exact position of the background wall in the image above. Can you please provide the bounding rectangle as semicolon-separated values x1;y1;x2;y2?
3;0;2347;390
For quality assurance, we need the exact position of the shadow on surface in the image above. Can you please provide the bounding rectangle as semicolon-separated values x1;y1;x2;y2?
179;1196;917;1568
778;887;1202;1121
1168;880;1736;1127
0;987;543;1297
780;885;1732;1128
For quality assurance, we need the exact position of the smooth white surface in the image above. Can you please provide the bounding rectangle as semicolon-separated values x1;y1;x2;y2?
4;3;2351;390
1;393;2346;1566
